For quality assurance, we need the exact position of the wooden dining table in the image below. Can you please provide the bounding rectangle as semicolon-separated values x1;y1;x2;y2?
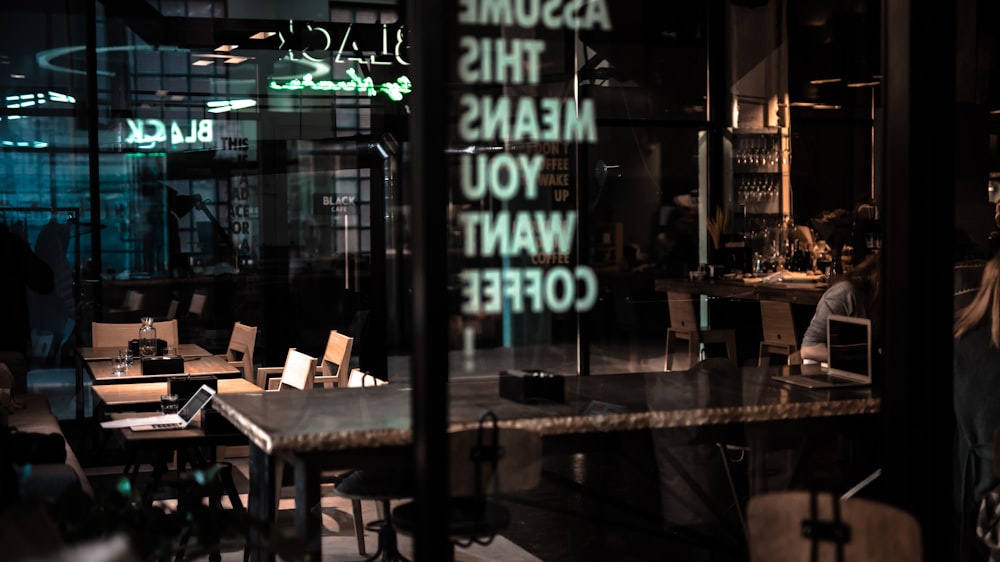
212;364;880;562
72;344;218;419
92;377;261;413
77;343;214;361
86;354;241;385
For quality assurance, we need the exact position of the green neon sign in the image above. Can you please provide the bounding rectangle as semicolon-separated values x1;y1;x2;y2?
269;68;412;101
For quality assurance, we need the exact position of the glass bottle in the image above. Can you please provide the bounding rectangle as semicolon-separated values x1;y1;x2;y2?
139;316;157;358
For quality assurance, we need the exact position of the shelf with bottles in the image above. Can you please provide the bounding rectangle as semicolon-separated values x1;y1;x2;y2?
732;129;783;174
735;173;782;214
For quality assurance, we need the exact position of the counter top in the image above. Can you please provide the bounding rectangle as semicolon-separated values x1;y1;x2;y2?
212;365;878;455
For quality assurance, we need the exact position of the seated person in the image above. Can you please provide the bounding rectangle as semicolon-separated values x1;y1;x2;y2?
800;251;881;363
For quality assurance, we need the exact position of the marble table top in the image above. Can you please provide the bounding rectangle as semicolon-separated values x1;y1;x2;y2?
212;364;879;456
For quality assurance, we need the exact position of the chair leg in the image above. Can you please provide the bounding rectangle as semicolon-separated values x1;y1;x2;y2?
357;499;410;562
353;499;367;556
716;442;748;540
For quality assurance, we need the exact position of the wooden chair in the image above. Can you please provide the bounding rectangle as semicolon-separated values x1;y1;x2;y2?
314;330;354;388
217;322;257;382
162;298;180;321
214;322;258;460
91;319;179;349
348;368;388;388
187;291;208;319
392;411;544;558
258;347;370;555
665;291;737;371
258;348;317;391
758;300;801;366
109;289;144;313
747;490;922;561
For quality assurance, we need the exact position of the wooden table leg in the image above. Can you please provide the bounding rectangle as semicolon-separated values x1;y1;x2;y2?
247;443;277;562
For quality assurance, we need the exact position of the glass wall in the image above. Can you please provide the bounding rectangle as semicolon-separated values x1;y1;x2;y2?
2;0;983;557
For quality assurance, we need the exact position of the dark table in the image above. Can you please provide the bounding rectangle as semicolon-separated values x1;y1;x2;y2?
212;365;879;562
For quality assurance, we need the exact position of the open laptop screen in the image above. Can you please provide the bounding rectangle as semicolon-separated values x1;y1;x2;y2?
177;385;214;423
826;315;872;381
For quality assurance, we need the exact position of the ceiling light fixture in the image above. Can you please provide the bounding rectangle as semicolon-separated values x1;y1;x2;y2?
847;81;880;88
809;78;842;85
215;44;239;52
249;31;276;40
192;60;214;66
206;99;257;113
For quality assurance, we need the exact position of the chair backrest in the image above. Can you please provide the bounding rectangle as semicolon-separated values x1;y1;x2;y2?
225;322;258;381
164;298;180;320
347;368;388;387
316;330;354;388
758;300;800;365
666;291;699;331
275;348;317;391
188;291;208;318
122;289;144;311
747;491;922;562
760;300;796;344
91;319;179;348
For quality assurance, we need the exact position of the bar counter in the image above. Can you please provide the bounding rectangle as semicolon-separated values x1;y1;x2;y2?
655;276;828;306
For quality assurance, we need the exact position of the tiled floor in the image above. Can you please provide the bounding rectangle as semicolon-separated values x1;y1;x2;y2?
74;434;749;562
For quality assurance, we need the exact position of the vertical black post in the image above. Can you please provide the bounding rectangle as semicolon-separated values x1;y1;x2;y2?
882;1;955;560
406;0;451;560
87;0;102;289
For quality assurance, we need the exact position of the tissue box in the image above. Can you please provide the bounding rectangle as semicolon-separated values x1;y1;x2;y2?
499;369;565;404
141;356;185;375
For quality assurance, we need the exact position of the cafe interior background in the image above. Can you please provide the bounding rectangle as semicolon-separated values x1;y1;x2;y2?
0;0;993;558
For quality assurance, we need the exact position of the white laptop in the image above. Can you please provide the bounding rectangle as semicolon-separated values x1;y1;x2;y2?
772;315;873;389
100;384;216;432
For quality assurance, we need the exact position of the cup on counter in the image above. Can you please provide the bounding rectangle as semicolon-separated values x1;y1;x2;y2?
125;349;134;367
112;350;128;376
163;346;178;357
160;394;179;414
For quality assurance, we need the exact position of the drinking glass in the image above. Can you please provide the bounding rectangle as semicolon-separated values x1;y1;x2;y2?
112;350;128;376
160;394;179;414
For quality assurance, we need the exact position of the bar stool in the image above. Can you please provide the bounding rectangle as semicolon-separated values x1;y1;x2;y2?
332;468;414;562
664;291;738;371
758;300;800;366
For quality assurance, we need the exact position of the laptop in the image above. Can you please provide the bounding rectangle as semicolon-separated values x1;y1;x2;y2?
772;315;873;389
100;384;216;432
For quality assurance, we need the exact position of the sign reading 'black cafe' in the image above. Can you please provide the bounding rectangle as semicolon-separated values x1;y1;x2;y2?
453;0;612;316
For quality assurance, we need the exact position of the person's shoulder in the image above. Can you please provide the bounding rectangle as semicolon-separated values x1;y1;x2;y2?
821;279;857;299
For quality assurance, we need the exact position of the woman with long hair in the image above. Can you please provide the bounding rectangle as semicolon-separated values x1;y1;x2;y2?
955;252;1000;561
